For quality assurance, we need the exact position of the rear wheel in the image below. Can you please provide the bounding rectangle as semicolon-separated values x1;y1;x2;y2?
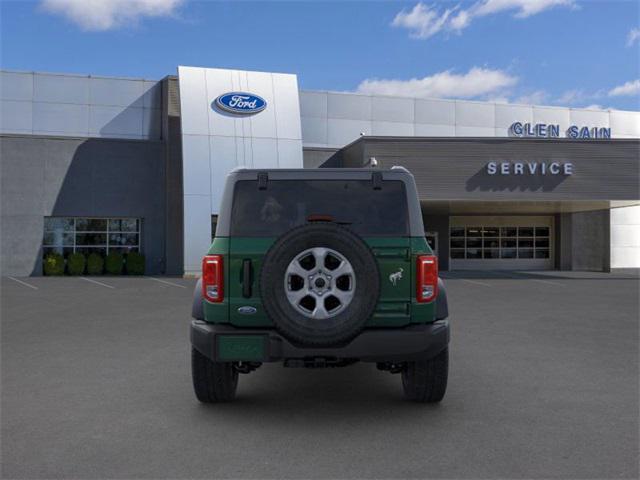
191;348;238;403
401;348;448;403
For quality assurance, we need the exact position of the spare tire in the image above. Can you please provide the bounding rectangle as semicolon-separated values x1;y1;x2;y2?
260;223;380;347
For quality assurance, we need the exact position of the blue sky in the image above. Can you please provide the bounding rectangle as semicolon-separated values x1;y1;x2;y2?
1;0;639;110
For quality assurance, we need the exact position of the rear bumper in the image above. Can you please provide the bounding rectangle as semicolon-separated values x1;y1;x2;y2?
190;320;450;363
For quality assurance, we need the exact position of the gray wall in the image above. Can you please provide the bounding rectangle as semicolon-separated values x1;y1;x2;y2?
0;135;166;275
341;138;640;201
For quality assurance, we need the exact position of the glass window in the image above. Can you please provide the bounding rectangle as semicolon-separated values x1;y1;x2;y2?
535;227;549;237
43;217;141;260
484;238;499;248
466;248;482;259
76;219;108;231
535;249;550;259
518;239;534;248
231;180;408;237
519;249;534;258
450;224;551;261
483;249;500;259
467;238;482;248
483;227;499;237
211;215;218;241
109;219;139;232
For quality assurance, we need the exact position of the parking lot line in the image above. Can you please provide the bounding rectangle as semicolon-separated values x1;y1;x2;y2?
7;276;38;290
147;277;187;289
461;279;492;287
80;277;115;289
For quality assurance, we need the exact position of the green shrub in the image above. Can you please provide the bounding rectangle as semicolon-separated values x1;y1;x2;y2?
43;253;65;276
86;253;104;275
125;252;145;275
67;252;86;275
105;252;124;275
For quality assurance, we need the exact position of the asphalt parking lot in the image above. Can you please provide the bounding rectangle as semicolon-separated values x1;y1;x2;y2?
2;271;638;479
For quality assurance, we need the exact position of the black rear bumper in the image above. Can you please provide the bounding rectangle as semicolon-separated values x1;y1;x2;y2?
190;320;450;363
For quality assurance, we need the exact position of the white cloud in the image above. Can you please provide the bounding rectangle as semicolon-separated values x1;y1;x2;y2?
391;3;457;39
356;67;518;99
40;0;184;31
583;104;605;110
627;28;640;47
515;90;548;105
392;1;576;39
608;79;640;97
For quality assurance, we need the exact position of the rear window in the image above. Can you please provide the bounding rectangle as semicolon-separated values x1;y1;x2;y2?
230;180;409;237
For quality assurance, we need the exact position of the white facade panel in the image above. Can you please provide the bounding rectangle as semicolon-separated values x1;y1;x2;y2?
414;123;455;136
89;105;143;137
570;108;609;128
182;135;212;195
90;77;144;107
610;110;640;137
0;100;32;133
327;118;371;146
371;121;414;136
372;96;414;123
1;71;33;101
178;67;209;136
455;125;495;137
33;102;89;136
273;73;303;140
532;106;571;133
301;116;328;144
610;205;640;268
327;93;371;120
142;81;161;109
495;104;534;128
455;102;495;128
415;99;455;125
183;195;213;274
179;66;303;274
299;91;327;118
34;73;89;104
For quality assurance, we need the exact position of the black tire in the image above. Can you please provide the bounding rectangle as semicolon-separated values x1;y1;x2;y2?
401;348;449;403
260;222;380;347
191;348;238;403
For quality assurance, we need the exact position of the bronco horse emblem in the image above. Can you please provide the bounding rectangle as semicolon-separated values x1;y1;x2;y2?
389;268;403;286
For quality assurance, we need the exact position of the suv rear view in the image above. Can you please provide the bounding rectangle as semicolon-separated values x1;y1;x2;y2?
191;168;450;402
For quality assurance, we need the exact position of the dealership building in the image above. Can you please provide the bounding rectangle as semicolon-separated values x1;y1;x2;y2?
1;66;639;276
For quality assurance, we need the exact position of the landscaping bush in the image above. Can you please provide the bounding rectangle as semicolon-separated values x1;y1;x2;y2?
125;251;145;275
105;252;124;275
86;253;104;275
43;253;65;276
67;252;86;275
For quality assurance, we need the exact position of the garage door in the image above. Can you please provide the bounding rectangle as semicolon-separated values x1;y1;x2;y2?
449;216;554;270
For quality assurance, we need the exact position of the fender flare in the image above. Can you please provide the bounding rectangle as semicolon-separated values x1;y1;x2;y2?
192;279;204;320
435;277;448;320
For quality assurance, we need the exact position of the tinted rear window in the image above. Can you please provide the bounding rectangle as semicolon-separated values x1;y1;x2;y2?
230;180;409;237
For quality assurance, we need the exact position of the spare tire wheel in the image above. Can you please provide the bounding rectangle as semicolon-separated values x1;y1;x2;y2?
259;223;380;347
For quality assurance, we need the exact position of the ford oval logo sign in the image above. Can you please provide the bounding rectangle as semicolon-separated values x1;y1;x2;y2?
214;92;266;115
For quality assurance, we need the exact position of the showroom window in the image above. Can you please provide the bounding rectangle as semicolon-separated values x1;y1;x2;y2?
450;226;549;259
43;217;141;258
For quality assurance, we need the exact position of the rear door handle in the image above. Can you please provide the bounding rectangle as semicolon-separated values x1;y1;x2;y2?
242;259;252;298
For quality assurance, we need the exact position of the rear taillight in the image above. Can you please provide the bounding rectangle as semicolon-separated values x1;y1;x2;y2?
416;255;438;303
202;255;223;303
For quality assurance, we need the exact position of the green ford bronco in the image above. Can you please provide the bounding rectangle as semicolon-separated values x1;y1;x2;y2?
190;167;450;403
